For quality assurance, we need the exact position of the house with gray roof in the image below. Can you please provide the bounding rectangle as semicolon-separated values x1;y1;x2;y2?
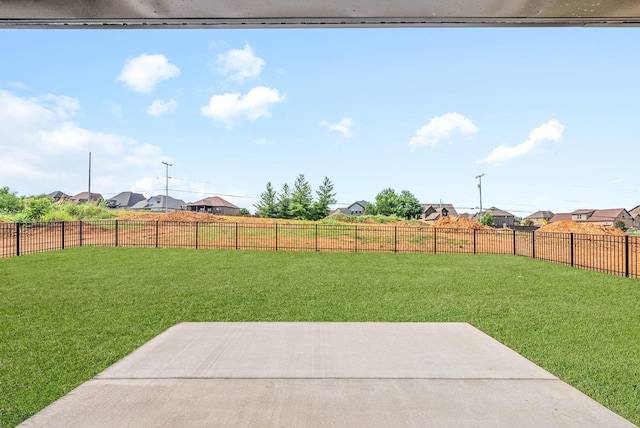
630;205;640;228
106;191;146;209
185;196;240;215
46;191;68;202
131;195;185;212
69;192;103;203
421;203;458;222
478;207;515;228
331;201;369;216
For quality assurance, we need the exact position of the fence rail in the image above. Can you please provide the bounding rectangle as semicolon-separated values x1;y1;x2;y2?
1;220;638;279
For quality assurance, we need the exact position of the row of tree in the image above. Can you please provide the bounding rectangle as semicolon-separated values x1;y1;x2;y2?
365;188;423;220
254;175;337;221
254;178;426;221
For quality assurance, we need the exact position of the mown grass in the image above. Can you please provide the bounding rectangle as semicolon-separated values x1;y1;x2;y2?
1;248;639;426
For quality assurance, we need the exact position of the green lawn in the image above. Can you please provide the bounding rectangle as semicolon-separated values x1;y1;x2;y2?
1;248;639;426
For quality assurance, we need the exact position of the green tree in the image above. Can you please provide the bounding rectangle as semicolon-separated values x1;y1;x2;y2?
290;174;313;220
375;188;399;216
309;176;337;220
22;196;52;222
254;182;278;218
481;212;495;227
0;187;23;214
276;183;293;219
238;208;250;215
396;190;423;219
363;202;378;215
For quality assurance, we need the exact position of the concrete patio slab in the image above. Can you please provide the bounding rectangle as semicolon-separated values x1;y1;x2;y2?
19;323;635;427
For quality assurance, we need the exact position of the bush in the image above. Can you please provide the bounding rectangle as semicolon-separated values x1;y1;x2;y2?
481;212;495;227
22;196;53;222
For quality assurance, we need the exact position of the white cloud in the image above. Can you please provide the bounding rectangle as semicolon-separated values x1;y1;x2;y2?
34;94;80;119
407;112;477;148
0;90;167;196
200;86;284;127
216;43;265;83
146;99;178;116
609;178;624;184
117;54;180;93
477;119;564;165
321;117;356;137
9;81;27;89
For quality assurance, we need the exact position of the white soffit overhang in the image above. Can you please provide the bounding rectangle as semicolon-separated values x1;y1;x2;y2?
1;0;640;29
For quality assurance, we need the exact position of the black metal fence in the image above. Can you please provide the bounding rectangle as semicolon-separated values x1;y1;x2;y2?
1;220;638;279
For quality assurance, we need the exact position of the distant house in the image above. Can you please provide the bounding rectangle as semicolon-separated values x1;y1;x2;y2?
185;196;240;215
131;195;186;212
524;210;554;227
331;201;369;216
46;191;68;202
630;205;640;228
550;213;572;223
421;203;458;222
106;192;146;209
69;192;103;203
479;207;515;228
551;208;633;229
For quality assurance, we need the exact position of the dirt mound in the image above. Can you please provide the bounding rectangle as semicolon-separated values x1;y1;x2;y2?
538;220;626;236
157;211;226;222
431;216;491;230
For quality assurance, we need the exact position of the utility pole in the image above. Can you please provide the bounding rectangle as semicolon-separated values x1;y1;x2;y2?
162;161;172;213
475;173;485;217
88;152;92;204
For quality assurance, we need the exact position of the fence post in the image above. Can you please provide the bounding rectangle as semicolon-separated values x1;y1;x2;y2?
532;230;536;259
570;233;574;267
155;221;159;248
473;229;477;254
16;222;20;256
236;222;239;250
513;229;516;255
61;222;65;250
394;227;397;253
625;235;630;278
315;224;318;252
195;222;199;249
433;228;437;254
354;226;358;252
115;220;119;247
79;221;83;247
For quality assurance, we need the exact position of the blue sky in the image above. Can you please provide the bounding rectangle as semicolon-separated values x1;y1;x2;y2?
1;28;638;216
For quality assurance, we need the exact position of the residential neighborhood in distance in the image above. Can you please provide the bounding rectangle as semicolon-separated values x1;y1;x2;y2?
43;190;640;230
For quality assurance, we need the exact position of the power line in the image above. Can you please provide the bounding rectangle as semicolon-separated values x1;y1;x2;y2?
168;189;255;199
